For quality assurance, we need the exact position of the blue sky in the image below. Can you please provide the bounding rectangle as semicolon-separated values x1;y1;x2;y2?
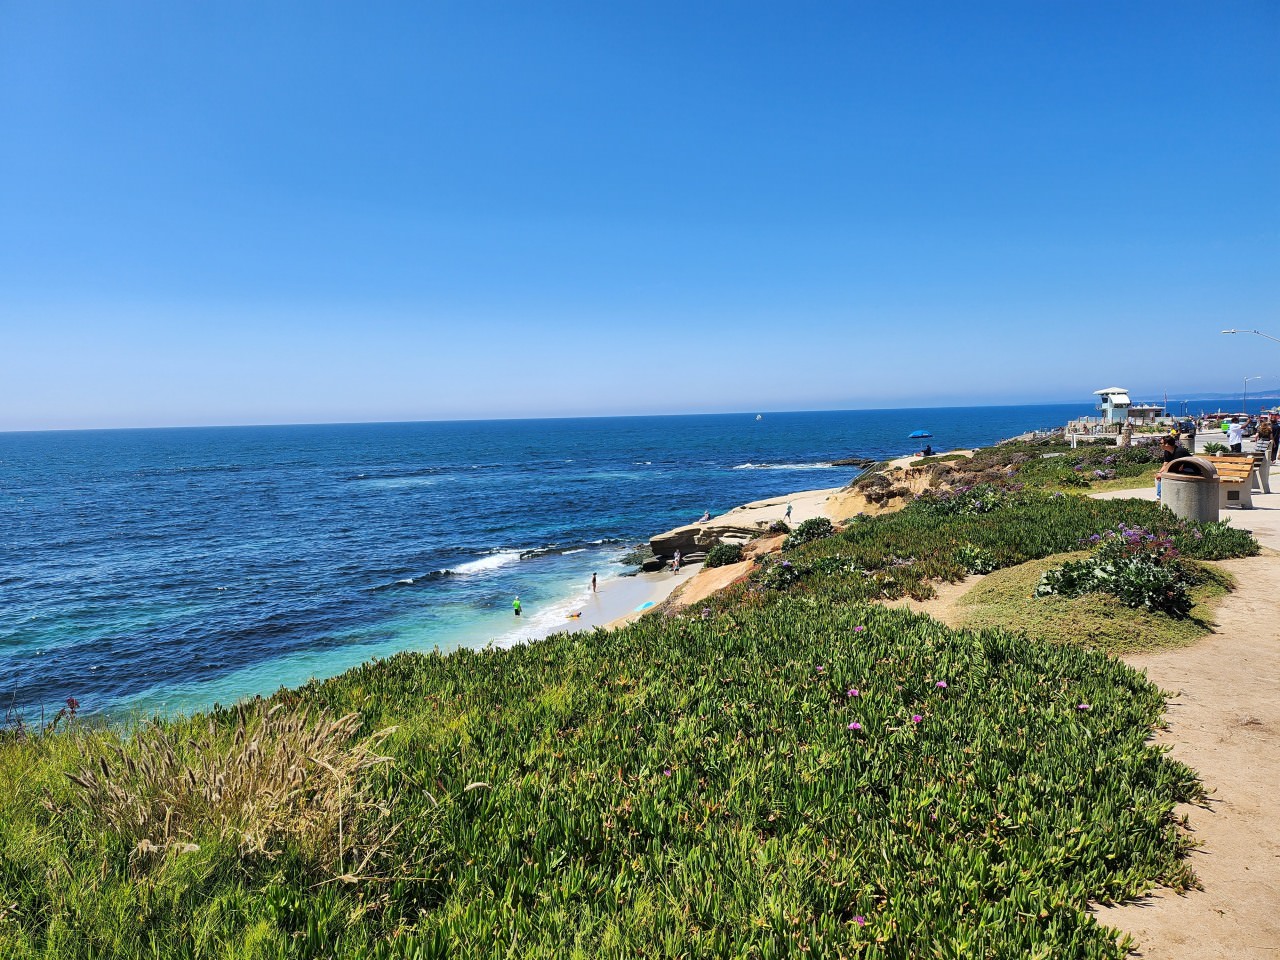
1;1;1277;430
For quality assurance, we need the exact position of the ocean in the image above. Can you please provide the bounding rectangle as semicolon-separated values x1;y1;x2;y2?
1;404;1092;720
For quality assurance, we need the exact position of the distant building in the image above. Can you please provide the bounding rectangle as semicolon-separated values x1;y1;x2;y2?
1093;387;1132;424
1127;403;1166;424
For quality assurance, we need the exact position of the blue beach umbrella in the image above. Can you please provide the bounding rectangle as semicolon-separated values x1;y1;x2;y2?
908;430;932;439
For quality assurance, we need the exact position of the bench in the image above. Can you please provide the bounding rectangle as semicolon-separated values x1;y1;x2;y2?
1201;455;1257;509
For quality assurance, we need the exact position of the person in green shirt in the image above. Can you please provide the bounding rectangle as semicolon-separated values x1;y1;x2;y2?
513;596;521;617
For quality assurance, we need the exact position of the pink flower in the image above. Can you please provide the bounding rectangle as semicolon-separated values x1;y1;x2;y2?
1077;704;1091;711
911;714;923;724
854;626;866;633
935;680;947;689
854;915;866;926
816;665;825;673
846;688;859;698
847;721;862;731
663;768;672;777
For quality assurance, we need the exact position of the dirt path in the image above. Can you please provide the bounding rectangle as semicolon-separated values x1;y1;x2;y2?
882;574;983;626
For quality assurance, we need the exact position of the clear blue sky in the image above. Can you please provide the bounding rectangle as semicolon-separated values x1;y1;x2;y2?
1;1;1277;430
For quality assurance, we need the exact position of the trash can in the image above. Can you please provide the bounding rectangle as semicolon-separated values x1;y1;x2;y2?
1160;457;1219;523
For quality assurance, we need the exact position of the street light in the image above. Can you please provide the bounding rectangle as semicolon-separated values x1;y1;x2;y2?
1222;328;1280;345
1244;376;1263;415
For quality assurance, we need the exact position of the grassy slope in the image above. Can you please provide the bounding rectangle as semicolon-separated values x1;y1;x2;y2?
0;489;1259;960
953;553;1233;654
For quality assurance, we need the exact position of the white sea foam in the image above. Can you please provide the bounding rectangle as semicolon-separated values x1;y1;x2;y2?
732;462;835;471
449;552;521;576
562;548;586;555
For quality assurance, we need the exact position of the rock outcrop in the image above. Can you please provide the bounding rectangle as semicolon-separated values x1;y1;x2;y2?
650;520;766;564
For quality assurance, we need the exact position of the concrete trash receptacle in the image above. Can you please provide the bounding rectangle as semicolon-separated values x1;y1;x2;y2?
1160;457;1220;523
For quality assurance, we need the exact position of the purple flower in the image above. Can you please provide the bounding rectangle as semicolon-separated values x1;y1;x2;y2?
854;625;866;633
1077;704;1091;711
911;714;923;724
664;768;672;776
854;916;866;927
935;680;947;689
847;721;862;731
847;688;859;698
816;665;825;673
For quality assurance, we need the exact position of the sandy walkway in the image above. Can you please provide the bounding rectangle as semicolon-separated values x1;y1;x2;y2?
1088;488;1280;957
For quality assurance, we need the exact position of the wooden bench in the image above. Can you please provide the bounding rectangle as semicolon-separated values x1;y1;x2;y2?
1201;455;1257;509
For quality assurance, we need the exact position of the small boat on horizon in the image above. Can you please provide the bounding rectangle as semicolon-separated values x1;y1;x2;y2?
755;414;763;421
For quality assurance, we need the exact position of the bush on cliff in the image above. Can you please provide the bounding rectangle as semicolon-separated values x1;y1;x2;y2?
782;517;834;550
703;543;743;568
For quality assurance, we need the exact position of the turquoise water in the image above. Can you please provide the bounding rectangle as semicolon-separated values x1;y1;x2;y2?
0;405;1090;719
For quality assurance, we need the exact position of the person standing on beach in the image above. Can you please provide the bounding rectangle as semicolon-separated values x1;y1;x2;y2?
591;573;597;593
784;502;793;523
513;595;521;617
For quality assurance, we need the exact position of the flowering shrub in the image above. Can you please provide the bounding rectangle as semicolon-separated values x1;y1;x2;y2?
756;556;802;589
783;517;834;550
1036;524;1195;616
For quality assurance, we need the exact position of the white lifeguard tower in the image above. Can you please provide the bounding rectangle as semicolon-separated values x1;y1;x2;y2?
1094;387;1132;424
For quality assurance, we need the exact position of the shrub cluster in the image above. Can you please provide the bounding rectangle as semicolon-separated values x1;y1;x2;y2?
703;542;743;568
782;516;834;550
1036;524;1196;616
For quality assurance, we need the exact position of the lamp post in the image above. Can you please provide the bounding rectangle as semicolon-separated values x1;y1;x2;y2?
1222;328;1280;345
1244;376;1262;415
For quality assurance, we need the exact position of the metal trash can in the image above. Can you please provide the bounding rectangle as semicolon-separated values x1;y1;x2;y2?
1160;457;1220;523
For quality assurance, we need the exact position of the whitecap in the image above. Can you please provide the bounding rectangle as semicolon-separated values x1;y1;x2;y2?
449;552;521;575
731;462;835;471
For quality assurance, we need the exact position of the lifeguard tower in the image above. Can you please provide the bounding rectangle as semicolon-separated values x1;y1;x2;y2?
1094;387;1131;425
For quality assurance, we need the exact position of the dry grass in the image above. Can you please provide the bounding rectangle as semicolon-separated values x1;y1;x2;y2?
62;702;396;877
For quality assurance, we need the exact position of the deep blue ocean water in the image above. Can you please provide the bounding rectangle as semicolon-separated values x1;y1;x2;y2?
1;405;1092;719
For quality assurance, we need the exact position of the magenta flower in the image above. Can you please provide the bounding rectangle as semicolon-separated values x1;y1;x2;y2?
935;680;948;689
854;915;866;926
1077;703;1091;711
663;768;672;777
816;665;825;673
911;714;923;723
846;687;859;698
854;625;866;633
847;721;862;731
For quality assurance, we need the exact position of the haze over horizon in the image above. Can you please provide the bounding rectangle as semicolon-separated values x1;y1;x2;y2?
2;2;1277;432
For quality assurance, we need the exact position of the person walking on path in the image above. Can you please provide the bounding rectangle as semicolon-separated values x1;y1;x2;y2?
513;595;521;617
784;502;793;523
672;549;682;572
591;573;597;593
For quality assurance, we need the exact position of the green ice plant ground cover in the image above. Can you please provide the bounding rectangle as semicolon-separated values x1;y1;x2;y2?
0;492;1259;959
